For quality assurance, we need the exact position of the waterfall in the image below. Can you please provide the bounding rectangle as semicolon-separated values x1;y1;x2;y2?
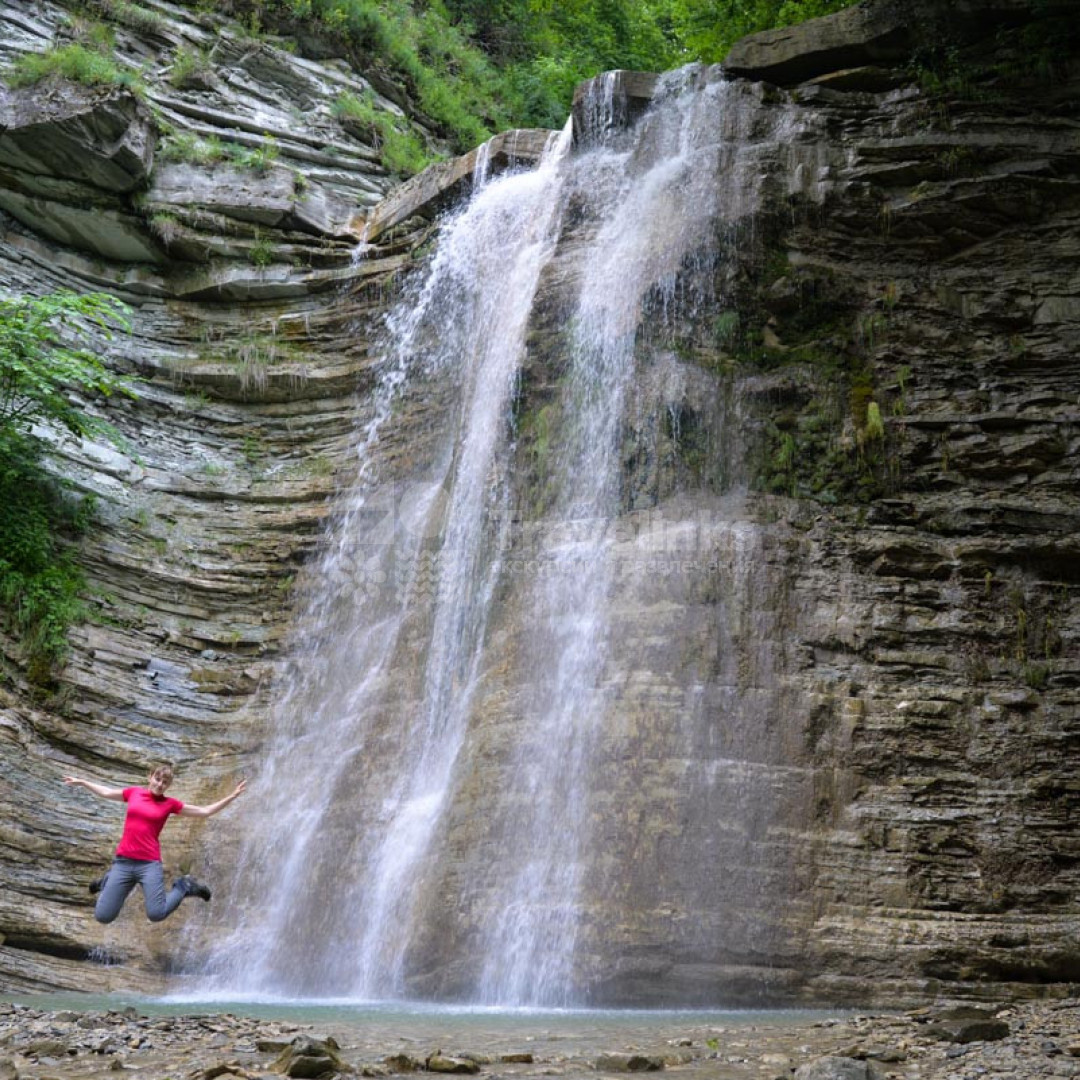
197;122;573;998
194;66;811;1005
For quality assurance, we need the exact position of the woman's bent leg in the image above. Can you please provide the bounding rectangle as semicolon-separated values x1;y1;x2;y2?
94;860;138;924
139;861;186;922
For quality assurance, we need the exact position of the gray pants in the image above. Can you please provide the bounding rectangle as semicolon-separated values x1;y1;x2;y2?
94;857;187;924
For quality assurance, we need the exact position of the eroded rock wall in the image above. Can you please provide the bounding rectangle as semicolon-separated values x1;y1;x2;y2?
612;5;1080;1001
400;8;1080;1004
0;0;435;990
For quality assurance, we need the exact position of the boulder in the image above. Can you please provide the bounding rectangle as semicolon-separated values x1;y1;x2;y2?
382;1053;422;1072
26;1037;71;1058
593;1053;665;1072
925;1016;1011;1044
272;1036;348;1078
0;84;153;192
425;1054;479;1074
793;1057;881;1080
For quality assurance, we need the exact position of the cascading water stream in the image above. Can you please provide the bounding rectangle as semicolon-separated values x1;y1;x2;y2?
192;66;815;1006
473;69;772;1005
195;123;573;998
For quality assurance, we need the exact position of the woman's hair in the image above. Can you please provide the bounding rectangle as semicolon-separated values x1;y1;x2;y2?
149;763;175;783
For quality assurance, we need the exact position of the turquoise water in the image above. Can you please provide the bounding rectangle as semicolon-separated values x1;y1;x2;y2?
7;990;844;1030
4;991;856;1074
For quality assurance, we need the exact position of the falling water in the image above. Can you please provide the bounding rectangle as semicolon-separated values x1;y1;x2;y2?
472;68;786;1005
196;66;815;1005
197;121;573;998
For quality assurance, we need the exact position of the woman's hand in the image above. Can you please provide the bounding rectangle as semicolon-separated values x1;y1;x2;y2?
180;777;248;819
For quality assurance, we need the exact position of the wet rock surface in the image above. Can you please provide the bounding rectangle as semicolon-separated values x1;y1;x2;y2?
0;1000;1078;1080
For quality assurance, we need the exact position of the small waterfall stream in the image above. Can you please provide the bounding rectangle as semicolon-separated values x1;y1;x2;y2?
196;67;813;1005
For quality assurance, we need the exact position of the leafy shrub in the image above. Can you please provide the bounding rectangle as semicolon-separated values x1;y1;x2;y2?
0;437;93;678
230;137;280;173
249;230;276;267
0;292;134;675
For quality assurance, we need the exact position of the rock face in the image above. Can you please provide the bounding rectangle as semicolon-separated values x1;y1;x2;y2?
0;0;445;992
0;0;1078;1005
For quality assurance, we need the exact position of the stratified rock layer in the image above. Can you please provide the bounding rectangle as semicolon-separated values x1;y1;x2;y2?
0;0;437;991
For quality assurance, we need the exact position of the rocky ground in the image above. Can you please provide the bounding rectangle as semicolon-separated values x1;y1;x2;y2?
0;998;1078;1080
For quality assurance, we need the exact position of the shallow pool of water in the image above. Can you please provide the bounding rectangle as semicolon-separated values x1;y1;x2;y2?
7;991;849;1047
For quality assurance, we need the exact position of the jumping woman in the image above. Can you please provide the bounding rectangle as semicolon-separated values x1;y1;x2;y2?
63;764;246;924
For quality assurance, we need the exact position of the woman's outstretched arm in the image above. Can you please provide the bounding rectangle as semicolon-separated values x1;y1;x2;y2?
63;777;125;801
179;779;247;819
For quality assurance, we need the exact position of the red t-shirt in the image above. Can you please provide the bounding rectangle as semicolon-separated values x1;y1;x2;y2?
115;787;184;862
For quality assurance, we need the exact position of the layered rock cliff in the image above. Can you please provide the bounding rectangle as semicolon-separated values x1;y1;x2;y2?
0;0;449;990
0;0;1078;1005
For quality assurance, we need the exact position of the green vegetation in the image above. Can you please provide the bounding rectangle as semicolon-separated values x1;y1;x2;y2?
1;0;859;174
233;136;280;174
157;131;280;173
249;230;276;267
219;0;509;148
208;0;854;148
661;0;852;61
333;91;431;175
168;44;213;88
157;132;230;166
5;41;141;93
906;11;1079;120
0;441;94;683
0;293;134;680
90;0;166;33
150;211;183;246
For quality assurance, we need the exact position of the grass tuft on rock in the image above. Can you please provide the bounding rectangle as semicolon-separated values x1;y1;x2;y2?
4;42;143;93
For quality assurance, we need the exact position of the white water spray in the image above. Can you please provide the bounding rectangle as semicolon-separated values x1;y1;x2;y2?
195;67;812;1005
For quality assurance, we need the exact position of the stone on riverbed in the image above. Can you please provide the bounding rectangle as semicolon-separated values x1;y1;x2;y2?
273;1036;350;1078
383;1053;423;1072
594;1052;664;1072
425;1053;480;1073
923;1007;1010;1044
794;1057;882;1080
27;1037;72;1058
760;1052;795;1079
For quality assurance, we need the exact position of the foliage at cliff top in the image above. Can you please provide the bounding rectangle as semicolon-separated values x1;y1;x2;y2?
0;293;134;678
200;0;854;142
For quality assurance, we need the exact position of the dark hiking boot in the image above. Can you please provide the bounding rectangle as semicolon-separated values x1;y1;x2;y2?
89;874;107;896
174;875;212;902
